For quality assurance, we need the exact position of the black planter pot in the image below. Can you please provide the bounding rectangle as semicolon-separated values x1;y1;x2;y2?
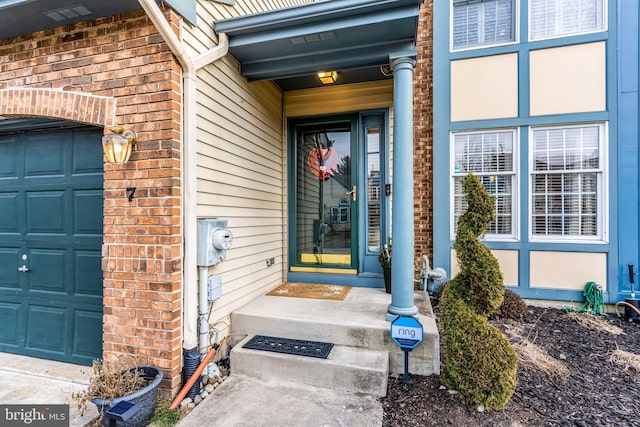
91;366;163;427
383;266;391;294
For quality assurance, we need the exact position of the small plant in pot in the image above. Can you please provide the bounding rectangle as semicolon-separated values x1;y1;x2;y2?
379;235;392;293
73;360;163;427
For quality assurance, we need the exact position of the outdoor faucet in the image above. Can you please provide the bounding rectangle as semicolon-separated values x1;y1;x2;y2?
420;255;446;293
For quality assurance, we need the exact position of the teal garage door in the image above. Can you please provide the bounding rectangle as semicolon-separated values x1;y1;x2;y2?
0;123;103;365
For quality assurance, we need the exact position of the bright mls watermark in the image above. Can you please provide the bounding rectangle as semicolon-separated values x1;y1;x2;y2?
1;405;68;426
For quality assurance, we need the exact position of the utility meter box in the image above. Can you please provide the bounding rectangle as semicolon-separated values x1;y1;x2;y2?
197;219;233;266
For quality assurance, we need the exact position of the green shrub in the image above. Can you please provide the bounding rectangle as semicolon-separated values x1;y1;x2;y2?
430;281;448;304
441;293;517;409
433;283;529;321
493;289;528;320
453;175;504;317
441;174;517;410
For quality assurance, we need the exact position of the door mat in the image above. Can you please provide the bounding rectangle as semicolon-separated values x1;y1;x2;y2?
266;282;351;300
243;335;333;359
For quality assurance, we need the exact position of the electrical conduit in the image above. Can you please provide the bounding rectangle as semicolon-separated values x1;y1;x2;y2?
198;266;210;354
170;344;219;410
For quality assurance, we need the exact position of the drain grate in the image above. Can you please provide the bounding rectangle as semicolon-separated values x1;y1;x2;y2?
242;335;333;359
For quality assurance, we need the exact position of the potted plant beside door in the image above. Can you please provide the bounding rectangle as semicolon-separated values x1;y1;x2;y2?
379;236;392;293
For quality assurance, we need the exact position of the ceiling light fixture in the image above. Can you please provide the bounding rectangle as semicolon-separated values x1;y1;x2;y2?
318;71;339;85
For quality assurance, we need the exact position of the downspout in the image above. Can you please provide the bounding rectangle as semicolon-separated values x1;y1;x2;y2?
137;0;229;355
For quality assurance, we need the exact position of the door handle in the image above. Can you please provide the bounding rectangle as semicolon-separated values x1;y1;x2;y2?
18;265;29;273
346;185;356;202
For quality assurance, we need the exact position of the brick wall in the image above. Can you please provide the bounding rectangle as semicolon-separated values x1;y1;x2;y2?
414;0;434;273
0;8;183;395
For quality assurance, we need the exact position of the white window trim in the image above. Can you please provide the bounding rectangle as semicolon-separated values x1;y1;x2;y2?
450;128;520;242
527;122;609;244
450;0;520;52
528;0;608;42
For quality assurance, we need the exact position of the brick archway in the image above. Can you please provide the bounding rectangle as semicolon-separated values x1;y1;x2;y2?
0;88;116;128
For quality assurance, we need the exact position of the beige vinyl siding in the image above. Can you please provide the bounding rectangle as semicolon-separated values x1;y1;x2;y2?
195;57;285;321
183;0;313;323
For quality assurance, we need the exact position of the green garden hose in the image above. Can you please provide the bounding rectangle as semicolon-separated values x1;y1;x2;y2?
566;281;605;316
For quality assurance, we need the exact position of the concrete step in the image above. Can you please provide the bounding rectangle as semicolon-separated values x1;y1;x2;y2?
231;335;389;396
230;287;440;376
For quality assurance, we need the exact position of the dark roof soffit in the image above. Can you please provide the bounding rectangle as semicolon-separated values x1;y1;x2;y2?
214;0;423;35
213;0;423;83
0;0;196;41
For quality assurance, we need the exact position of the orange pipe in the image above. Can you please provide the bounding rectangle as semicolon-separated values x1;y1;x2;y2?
170;343;219;410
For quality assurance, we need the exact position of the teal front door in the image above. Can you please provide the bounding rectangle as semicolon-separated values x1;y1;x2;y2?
288;111;389;285
291;117;359;272
0;124;104;365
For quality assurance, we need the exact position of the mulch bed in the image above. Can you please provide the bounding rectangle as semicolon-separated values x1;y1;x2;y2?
382;305;640;426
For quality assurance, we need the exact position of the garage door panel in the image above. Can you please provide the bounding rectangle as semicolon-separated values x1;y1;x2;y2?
0;302;21;344
73;132;104;174
75;250;102;296
74;190;103;235
72;310;103;358
0;136;18;178
0;193;19;234
26;305;66;353
26;191;65;234
29;249;66;293
0;247;20;289
0;125;103;365
24;134;65;177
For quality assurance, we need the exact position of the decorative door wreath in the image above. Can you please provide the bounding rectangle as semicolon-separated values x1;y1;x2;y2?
307;146;339;180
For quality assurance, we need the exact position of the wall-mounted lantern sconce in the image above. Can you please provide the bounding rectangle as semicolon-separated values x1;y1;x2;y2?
102;126;137;165
317;71;338;85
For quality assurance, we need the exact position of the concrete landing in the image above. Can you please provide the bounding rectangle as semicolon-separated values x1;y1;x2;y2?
0;352;98;427
177;287;438;426
231;287;439;377
176;374;383;427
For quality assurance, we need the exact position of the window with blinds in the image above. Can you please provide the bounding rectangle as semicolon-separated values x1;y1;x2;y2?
452;130;517;239
530;0;605;40
530;124;605;240
453;0;516;50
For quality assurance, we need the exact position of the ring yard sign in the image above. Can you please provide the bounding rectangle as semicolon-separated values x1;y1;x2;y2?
391;316;423;350
391;316;424;382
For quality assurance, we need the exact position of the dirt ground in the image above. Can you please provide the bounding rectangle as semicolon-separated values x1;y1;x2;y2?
382;304;640;426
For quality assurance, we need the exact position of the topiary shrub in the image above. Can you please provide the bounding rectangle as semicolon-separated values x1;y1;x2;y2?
440;174;517;410
433;282;529;321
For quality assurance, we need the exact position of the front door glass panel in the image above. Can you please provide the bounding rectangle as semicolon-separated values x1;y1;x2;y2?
295;122;354;267
366;127;382;252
